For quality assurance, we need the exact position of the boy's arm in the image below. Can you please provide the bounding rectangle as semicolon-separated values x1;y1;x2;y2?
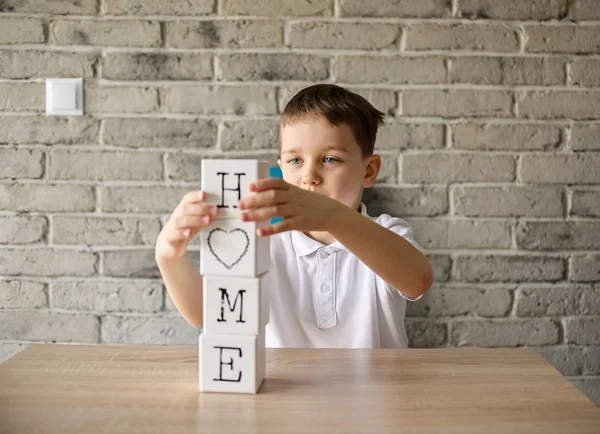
156;254;204;329
326;207;432;300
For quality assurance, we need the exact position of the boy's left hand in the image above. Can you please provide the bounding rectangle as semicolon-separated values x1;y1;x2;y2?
237;177;344;236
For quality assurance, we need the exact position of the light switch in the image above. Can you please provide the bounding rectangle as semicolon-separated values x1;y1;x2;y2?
46;78;83;116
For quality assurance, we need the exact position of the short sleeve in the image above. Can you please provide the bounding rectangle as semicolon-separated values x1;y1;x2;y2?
374;213;426;302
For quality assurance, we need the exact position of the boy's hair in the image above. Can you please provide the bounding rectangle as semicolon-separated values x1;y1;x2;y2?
280;84;385;157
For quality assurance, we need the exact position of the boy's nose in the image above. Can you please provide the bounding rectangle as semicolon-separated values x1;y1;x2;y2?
301;171;322;186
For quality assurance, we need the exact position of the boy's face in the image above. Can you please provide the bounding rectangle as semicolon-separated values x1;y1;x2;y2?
278;116;380;211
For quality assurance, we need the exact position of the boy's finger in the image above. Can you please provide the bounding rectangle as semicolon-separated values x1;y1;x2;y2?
257;218;294;237
241;205;285;223
249;177;288;193
239;189;287;210
183;203;218;217
165;228;192;243
180;190;206;206
175;215;211;229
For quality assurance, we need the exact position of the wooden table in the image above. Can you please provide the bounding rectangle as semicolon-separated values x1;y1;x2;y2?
1;345;599;433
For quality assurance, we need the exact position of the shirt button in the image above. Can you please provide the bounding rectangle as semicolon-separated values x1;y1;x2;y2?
320;251;330;259
321;284;330;293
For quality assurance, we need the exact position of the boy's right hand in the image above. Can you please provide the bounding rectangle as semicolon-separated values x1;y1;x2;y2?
155;190;218;262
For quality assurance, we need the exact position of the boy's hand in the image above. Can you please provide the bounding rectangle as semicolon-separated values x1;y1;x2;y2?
155;190;218;261
237;178;343;236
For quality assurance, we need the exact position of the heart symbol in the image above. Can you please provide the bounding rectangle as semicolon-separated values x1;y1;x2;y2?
207;228;250;269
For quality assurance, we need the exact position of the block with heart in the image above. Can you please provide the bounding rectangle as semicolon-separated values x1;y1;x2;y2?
201;159;270;220
199;330;265;394
202;274;269;335
200;217;270;277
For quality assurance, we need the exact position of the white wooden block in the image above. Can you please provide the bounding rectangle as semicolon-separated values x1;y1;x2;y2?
200;217;270;277
199;331;265;394
201;159;270;220
203;274;269;335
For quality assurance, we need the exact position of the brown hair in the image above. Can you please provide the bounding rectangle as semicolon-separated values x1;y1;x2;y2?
280;84;385;157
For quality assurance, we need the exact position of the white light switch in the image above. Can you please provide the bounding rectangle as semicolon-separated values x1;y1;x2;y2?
46;78;83;116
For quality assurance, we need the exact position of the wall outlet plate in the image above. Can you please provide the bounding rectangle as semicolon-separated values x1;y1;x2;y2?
46;78;84;116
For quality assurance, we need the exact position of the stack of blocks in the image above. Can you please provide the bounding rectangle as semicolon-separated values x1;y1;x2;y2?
198;159;271;394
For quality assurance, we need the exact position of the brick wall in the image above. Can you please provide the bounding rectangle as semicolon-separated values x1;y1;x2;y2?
0;0;598;404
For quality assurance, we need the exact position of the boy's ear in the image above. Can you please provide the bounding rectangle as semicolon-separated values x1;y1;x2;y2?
363;154;381;188
277;158;282;169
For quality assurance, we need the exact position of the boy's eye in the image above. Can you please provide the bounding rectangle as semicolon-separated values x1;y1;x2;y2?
324;156;338;164
288;158;301;165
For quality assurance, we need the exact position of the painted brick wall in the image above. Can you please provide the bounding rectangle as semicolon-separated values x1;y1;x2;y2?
0;0;598;405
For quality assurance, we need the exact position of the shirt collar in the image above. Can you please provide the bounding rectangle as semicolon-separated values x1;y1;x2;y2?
291;202;370;257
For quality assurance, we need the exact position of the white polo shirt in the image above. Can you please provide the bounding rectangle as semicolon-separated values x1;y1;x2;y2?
264;203;425;349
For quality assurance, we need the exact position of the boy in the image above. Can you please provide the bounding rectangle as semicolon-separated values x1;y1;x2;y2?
155;84;433;348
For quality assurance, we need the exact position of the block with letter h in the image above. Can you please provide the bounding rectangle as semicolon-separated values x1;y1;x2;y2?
199;159;270;394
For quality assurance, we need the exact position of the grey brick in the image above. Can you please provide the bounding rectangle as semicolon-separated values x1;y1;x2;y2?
167;20;282;49
402;153;515;183
429;255;452;282
0;184;95;212
520;154;600;184
85;86;158;114
452;123;562;151
101;314;198;345
0;311;99;343
583;346;600;375
0;0;98;14
52;217;161;246
411;220;511;249
453;255;565;282
0;280;47;309
165;290;177;311
103;249;160;278
571;255;600;282
50;19;161;47
362;186;448;217
337;56;445;84
536;346;585;376
221;0;332;16
0;117;99;145
0;216;46;244
406;23;519;52
565;317;600;345
450;57;565;85
0;343;29;364
278;85;397;115
458;0;567;20
519;90;600;120
340;0;451;17
571;123;600;151
406;319;447;348
407;287;512;317
403;89;513;118
376;122;445;150
0;248;98;277
526;25;600;54
163;85;276;115
220;119;279;151
570;378;600;406
103;53;213;81
517;222;600;250
219;54;329;81
51;280;163;313
0;83;44;112
569;0;600;21
165;153;203;182
516;286;600;316
289;22;400;50
103;118;216;149
105;0;215;15
571;58;600;87
0;147;44;180
49;150;162;181
102;186;190;213
376;155;398;184
0;17;44;44
571;190;600;218
451;319;560;347
453;186;563;217
0;50;96;79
